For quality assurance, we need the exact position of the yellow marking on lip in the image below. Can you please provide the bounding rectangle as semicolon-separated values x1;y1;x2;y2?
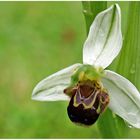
73;89;81;107
96;103;101;114
73;89;100;110
83;90;99;109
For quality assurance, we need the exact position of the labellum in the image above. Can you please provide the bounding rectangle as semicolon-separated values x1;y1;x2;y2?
64;80;109;126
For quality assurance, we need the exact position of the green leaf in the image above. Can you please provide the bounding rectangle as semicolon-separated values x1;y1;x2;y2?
117;2;140;91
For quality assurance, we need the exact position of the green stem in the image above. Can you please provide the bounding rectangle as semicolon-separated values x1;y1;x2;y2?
82;1;107;34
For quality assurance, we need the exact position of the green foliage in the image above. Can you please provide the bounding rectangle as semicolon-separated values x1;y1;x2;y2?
117;2;140;90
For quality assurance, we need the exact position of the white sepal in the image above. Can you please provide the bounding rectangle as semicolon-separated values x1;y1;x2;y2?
83;4;122;69
32;63;81;101
102;70;140;128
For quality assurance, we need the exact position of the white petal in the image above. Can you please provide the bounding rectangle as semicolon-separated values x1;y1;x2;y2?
102;70;140;128
32;63;81;101
83;4;122;69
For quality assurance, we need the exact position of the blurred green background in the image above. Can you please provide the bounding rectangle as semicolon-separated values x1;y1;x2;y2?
0;1;140;138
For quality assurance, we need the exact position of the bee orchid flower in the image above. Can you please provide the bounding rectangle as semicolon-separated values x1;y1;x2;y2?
32;4;140;128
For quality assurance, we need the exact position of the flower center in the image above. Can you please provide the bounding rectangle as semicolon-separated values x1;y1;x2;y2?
65;80;109;126
64;65;109;126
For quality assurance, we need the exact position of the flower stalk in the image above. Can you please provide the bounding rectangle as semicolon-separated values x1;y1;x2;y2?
82;1;107;33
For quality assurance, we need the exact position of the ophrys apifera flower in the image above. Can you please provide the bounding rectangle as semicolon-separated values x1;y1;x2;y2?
32;4;140;128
